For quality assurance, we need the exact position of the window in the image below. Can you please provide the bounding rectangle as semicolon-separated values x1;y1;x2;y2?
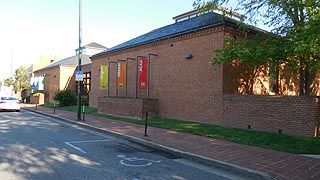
83;71;91;94
76;71;91;96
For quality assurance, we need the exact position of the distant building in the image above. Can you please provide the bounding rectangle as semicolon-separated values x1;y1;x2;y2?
76;42;107;56
33;42;107;103
22;55;62;99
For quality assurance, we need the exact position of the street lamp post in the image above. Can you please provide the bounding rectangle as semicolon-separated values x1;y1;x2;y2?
77;0;82;121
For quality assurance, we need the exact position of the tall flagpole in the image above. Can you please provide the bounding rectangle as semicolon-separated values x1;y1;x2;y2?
77;0;82;120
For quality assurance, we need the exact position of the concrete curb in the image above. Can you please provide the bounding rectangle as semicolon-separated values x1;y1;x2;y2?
23;108;274;180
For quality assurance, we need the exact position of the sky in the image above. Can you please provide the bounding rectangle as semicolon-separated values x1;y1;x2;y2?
0;0;195;79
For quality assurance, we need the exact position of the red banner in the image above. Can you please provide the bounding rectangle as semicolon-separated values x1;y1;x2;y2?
138;57;148;89
117;61;126;88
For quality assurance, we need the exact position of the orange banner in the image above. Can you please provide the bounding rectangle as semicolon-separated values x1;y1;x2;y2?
117;61;126;88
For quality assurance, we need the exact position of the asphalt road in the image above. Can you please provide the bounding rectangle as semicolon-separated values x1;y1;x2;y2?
0;110;247;180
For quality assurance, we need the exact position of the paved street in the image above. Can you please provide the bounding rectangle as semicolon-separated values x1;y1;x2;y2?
0;110;249;180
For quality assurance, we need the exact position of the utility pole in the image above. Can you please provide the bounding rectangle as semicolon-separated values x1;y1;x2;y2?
77;0;82;120
11;48;13;78
10;48;14;96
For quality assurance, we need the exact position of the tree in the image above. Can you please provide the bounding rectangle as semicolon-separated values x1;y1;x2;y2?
194;0;320;95
4;78;14;87
4;66;30;97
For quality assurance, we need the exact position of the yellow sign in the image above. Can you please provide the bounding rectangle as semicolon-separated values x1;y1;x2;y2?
100;65;108;89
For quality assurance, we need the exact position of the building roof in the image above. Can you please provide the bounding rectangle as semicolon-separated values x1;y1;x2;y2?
75;42;107;52
85;42;107;49
92;11;224;58
35;54;91;72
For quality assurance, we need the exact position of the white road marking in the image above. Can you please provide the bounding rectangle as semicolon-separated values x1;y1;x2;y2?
65;142;87;153
64;139;112;154
67;139;112;144
117;155;161;167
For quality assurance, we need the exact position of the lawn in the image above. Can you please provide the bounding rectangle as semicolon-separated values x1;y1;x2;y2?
43;104;320;154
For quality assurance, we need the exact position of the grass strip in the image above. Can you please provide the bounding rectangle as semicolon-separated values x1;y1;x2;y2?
42;104;320;154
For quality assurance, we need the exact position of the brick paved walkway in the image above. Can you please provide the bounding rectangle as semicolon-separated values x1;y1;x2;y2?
22;104;320;180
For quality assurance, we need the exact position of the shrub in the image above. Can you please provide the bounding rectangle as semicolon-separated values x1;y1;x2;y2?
81;95;89;106
22;95;30;103
54;89;76;107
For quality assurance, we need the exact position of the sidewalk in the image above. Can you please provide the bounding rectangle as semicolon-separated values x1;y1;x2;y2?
22;104;320;180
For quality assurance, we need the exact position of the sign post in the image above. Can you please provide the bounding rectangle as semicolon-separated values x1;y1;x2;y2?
53;101;56;114
82;105;85;121
77;0;82;121
76;70;83;121
76;70;84;81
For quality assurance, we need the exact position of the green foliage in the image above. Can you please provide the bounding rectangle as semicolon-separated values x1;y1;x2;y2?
81;96;89;106
54;89;76;107
194;0;320;95
212;33;292;69
22;95;30;103
194;0;320;34
148;118;320;154
4;66;30;94
4;77;14;87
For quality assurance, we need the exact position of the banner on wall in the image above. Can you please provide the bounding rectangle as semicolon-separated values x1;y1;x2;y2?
30;77;36;90
117;61;126;88
138;57;148;89
30;77;44;91
38;76;44;90
100;65;108;89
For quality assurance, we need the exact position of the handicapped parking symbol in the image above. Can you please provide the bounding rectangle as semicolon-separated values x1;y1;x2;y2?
117;155;161;167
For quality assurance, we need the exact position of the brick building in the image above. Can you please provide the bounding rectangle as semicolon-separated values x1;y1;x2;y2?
33;42;106;103
22;55;63;100
90;10;319;137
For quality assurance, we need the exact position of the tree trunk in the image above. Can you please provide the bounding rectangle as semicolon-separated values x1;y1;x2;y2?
299;58;305;96
305;66;316;96
269;61;280;94
305;65;310;95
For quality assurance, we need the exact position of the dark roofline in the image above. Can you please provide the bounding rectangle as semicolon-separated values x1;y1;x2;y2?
92;21;226;59
92;12;268;59
91;12;227;59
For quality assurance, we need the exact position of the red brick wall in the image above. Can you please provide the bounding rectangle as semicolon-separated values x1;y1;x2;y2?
35;64;91;103
90;58;109;108
34;66;60;103
30;93;45;104
90;27;226;124
223;95;320;137
89;25;320;137
97;97;159;120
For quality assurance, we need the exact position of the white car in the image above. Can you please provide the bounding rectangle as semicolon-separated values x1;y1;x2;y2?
0;96;21;112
